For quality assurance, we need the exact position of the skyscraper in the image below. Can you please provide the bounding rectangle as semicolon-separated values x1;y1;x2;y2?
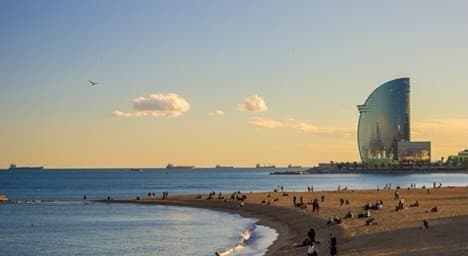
358;78;431;163
357;78;418;163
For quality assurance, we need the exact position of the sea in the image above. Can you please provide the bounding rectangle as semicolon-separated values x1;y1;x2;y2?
1;168;468;256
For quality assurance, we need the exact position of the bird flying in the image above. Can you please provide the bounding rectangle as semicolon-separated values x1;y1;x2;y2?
88;80;99;86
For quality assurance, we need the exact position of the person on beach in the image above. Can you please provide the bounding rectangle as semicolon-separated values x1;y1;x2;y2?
329;233;337;256
83;194;87;200
293;196;297;206
307;228;316;242
307;240;319;256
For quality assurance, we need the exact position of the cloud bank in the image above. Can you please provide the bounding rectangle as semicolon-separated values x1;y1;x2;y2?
113;93;190;117
237;95;268;112
412;118;468;157
250;117;354;137
208;110;225;116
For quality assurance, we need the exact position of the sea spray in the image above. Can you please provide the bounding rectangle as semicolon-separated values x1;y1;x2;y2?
215;223;257;256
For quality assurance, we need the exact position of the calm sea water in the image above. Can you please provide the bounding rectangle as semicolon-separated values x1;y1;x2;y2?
1;168;468;256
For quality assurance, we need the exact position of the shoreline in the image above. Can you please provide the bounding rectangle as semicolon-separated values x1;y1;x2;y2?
100;186;468;256
100;197;318;256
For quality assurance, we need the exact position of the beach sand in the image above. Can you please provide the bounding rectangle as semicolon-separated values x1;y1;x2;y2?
108;186;468;256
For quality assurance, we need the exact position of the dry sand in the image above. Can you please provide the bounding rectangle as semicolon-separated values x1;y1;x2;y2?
107;186;468;256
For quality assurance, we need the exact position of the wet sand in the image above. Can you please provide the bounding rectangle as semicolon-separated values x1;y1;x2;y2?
105;186;468;256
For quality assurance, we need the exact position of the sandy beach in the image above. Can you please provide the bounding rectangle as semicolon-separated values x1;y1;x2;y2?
106;186;468;256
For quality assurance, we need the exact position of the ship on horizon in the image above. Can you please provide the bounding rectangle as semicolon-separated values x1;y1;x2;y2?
9;164;44;171
166;164;195;169
216;165;234;169
256;163;276;168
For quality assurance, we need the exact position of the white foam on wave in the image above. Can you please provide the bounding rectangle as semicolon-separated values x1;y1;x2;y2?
215;223;278;256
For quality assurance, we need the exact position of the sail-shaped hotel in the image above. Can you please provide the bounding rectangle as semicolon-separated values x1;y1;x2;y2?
357;78;431;164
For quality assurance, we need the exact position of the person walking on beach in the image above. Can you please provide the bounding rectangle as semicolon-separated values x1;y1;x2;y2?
293;196;297;206
329;233;337;256
307;228;316;242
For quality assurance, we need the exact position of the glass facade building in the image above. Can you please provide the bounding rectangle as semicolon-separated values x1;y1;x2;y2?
397;141;431;162
357;78;410;162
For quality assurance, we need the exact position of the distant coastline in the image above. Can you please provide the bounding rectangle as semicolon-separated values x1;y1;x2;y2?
272;166;468;175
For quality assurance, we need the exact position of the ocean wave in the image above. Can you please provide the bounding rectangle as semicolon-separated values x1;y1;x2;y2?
215;223;256;256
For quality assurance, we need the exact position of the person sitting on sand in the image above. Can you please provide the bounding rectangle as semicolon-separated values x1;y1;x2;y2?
364;201;372;210
427;206;438;213
410;200;420;207
344;211;354;219
358;209;371;218
366;218;376;226
395;199;405;211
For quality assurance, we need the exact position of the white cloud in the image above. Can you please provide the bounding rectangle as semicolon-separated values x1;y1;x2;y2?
250;117;284;128
412;118;468;158
113;93;190;118
208;110;225;116
250;117;354;137
237;95;268;112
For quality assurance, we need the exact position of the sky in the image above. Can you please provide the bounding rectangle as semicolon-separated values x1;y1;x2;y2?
1;1;468;168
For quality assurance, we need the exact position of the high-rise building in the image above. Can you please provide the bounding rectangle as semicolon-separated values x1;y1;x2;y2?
357;78;430;163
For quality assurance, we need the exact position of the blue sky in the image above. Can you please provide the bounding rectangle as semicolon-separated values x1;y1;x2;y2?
1;1;468;167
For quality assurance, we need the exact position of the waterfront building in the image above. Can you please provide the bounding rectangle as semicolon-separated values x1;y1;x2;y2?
357;78;431;164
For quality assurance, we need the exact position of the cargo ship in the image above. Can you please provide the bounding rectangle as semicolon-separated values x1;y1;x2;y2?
0;194;8;202
9;164;44;171
166;164;195;169
256;163;276;168
216;165;234;169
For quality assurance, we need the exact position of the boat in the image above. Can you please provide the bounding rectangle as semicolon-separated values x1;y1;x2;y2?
0;194;8;202
256;163;276;168
8;164;44;171
216;165;234;169
166;164;195;169
129;168;143;172
288;164;302;168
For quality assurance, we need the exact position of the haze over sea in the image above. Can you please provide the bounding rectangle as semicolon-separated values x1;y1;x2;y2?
1;168;468;256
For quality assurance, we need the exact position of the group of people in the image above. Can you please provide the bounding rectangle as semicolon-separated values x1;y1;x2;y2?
206;191;223;200
364;200;383;211
307;186;314;192
293;195;307;209
304;228;338;256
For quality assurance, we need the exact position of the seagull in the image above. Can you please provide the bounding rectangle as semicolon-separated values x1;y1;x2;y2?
88;80;99;86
